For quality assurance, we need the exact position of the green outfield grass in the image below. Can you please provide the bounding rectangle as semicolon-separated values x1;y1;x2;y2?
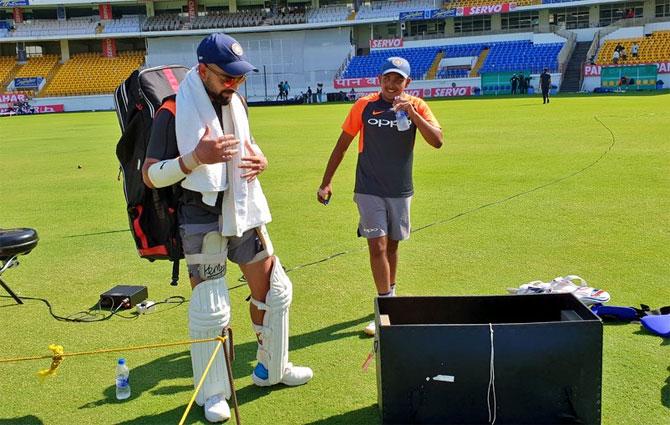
1;93;668;425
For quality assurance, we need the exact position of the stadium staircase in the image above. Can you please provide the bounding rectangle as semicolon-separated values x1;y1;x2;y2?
426;51;445;80
561;41;591;92
469;47;490;77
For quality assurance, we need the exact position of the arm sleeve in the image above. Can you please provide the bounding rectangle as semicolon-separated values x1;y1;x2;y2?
341;98;366;137
146;109;179;160
412;98;441;129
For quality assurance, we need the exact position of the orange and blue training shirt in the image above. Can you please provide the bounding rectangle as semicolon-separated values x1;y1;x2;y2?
341;92;440;198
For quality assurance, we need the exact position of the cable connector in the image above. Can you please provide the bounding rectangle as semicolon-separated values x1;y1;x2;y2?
136;300;156;315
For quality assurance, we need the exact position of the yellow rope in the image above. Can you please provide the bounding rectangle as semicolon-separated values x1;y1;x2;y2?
0;336;233;423
0;337;226;377
178;336;226;425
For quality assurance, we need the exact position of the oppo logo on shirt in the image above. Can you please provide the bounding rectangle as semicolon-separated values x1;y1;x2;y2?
367;118;411;128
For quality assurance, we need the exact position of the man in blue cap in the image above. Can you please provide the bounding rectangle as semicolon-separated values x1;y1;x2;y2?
142;33;312;422
317;56;444;336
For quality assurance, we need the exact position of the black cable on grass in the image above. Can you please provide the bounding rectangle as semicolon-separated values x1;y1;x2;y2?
0;295;186;323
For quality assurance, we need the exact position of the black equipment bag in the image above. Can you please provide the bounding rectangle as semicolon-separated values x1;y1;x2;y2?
114;65;189;286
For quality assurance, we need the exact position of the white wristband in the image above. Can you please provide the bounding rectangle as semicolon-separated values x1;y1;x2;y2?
181;150;201;171
147;158;187;188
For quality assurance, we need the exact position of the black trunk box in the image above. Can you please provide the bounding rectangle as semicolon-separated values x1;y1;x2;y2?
375;294;602;424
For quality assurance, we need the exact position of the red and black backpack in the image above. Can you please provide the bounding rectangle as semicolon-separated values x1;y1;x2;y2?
114;65;188;285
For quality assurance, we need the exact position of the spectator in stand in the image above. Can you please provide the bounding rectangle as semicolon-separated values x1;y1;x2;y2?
306;86;313;104
615;43;624;53
510;74;518;95
540;68;551;104
625;8;635;19
620;47;628;61
631;43;639;58
348;88;356;101
612;50;620;64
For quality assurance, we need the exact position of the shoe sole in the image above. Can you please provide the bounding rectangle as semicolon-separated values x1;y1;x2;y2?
251;372;312;387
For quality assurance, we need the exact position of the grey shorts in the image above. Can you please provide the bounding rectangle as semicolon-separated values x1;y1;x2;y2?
180;222;272;280
354;193;412;241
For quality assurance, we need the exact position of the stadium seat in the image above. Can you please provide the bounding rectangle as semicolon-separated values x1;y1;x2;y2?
42;51;144;97
595;30;670;65
342;39;564;81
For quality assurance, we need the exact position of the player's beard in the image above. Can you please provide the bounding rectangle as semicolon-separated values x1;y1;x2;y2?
205;85;234;105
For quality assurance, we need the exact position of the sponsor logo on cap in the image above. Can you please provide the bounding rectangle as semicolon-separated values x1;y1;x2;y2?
392;58;404;67
231;42;244;56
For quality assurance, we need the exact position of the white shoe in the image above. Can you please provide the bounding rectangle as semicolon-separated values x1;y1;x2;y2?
364;321;375;336
204;394;230;423
251;362;313;387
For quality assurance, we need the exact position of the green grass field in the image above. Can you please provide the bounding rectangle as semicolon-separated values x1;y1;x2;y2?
1;93;668;425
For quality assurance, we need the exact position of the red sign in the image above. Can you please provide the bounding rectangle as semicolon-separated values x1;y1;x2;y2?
13;7;23;24
583;62;670;76
34;105;64;113
1;104;64;115
431;87;472;97
187;0;198;20
457;3;515;16
369;38;404;49
334;77;379;89
338;87;473;99
98;3;113;20
102;38;117;58
0;93;28;103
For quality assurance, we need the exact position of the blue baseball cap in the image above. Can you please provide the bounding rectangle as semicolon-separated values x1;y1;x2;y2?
197;33;258;76
380;57;411;79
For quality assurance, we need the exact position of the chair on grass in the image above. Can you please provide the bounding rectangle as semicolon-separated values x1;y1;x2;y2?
0;228;39;304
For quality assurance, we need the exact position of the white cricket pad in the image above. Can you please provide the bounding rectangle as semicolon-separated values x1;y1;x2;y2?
250;256;292;385
189;277;232;405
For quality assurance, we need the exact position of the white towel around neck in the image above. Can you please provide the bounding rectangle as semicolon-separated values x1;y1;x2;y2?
176;66;271;237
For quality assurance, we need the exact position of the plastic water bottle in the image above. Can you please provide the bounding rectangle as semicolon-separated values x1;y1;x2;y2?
115;358;131;400
394;96;411;131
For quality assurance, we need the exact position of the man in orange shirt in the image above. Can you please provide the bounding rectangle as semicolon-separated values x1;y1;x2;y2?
317;57;443;335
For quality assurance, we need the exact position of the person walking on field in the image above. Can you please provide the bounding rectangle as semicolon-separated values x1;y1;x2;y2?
316;57;443;336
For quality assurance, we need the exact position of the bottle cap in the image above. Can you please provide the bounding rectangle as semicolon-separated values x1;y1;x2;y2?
118;358;126;365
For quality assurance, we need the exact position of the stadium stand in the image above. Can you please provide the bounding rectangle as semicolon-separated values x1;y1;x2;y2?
479;40;563;73
42;52;144;97
188;10;265;29
264;9;307;25
102;16;142;34
0;56;18;85
306;5;351;23
595;30;670;65
445;0;541;7
7;18;98;37
343;39;563;79
356;0;438;20
14;55;59;79
142;14;182;31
